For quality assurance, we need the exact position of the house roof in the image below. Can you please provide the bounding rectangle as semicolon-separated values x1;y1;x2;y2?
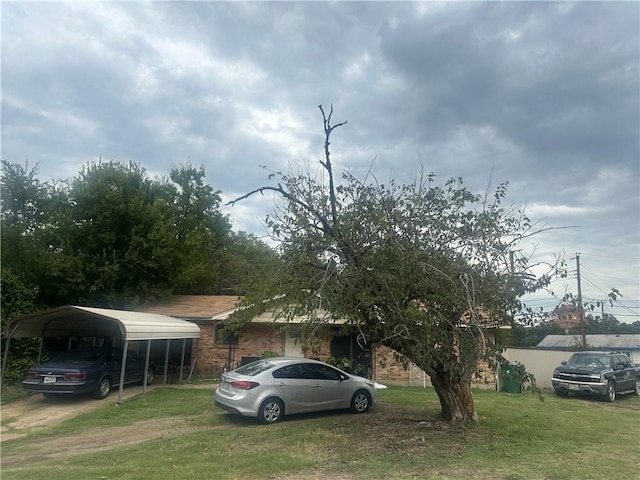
5;305;201;341
140;295;240;319
537;334;640;350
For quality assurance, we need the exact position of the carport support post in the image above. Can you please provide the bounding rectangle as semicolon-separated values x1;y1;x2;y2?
187;339;199;381
36;337;44;364
117;341;129;403
142;340;151;394
179;339;187;383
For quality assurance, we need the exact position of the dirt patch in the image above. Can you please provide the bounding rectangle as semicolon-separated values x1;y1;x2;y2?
1;387;462;471
2;385;155;440
1;416;213;468
0;382;215;441
1;383;219;469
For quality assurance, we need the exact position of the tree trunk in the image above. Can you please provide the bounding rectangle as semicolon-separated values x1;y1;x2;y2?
430;368;479;425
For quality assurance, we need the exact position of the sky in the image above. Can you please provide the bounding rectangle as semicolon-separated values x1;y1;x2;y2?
2;1;639;323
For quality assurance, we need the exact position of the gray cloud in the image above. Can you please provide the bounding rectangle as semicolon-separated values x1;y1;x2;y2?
2;1;638;320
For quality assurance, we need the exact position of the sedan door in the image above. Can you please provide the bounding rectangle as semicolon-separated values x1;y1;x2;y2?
123;351;146;383
272;363;314;414
303;363;350;410
105;351;123;384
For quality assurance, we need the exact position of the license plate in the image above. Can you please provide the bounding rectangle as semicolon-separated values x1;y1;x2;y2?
569;384;579;391
44;376;56;384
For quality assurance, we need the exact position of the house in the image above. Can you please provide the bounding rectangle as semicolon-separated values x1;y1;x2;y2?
550;304;582;333
140;295;498;388
140;295;371;377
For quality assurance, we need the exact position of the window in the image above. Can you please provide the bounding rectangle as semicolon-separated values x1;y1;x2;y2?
304;363;343;381
615;355;631;368
235;360;273;376
272;364;306;379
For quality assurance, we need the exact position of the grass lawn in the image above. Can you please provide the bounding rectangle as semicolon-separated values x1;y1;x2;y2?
1;385;638;479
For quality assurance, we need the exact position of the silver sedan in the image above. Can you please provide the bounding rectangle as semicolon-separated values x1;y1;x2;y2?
214;357;376;424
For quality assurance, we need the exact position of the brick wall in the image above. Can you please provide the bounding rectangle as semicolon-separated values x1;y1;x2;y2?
192;320;495;388
193;321;333;376
373;345;496;389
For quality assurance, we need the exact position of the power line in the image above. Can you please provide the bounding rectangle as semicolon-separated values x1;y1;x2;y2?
580;275;640;316
580;253;640;260
580;264;636;290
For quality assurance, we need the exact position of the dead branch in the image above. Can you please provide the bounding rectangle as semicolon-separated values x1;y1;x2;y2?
227;183;336;238
318;104;347;230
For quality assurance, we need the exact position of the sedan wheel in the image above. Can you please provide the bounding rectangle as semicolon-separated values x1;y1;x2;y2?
145;368;155;386
258;398;284;424
605;381;616;402
635;379;640;396
94;377;112;399
350;390;371;413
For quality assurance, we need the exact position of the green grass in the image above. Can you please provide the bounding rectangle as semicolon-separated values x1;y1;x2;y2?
1;386;638;479
0;384;28;405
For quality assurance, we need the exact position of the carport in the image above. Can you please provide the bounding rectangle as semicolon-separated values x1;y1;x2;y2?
2;305;201;402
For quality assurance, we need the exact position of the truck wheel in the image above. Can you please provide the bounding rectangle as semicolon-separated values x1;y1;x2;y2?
605;381;616;402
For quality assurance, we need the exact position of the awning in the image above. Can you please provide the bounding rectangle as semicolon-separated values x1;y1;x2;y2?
5;305;201;341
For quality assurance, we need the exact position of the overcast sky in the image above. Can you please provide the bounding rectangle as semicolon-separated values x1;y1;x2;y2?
2;1;638;322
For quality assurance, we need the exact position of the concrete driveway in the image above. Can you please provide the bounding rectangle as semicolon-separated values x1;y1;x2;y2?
1;382;215;442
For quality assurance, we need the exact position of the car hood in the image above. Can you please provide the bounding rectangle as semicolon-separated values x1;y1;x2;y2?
349;373;374;385
554;365;605;375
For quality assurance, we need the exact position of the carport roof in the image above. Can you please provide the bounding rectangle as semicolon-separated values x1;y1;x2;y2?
5;305;201;341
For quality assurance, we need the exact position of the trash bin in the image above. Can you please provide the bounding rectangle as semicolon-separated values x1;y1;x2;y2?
500;364;522;394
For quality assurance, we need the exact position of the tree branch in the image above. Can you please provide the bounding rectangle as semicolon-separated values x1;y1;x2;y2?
226;184;336;238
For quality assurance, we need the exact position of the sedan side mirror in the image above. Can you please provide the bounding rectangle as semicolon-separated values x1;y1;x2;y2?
561;360;567;365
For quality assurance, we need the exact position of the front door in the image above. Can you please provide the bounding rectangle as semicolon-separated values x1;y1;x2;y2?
284;331;304;357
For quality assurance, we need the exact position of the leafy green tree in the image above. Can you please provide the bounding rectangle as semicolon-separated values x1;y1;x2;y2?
0;160;65;305
1;158;269;308
218;231;282;295
227;106;558;424
0;266;42;384
0;160;49;233
47;160;180;307
167;163;232;294
571;314;640;335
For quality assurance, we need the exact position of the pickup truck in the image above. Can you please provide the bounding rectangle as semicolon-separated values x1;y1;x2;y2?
552;351;640;402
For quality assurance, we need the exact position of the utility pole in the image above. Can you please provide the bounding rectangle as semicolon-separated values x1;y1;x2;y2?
575;253;587;349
